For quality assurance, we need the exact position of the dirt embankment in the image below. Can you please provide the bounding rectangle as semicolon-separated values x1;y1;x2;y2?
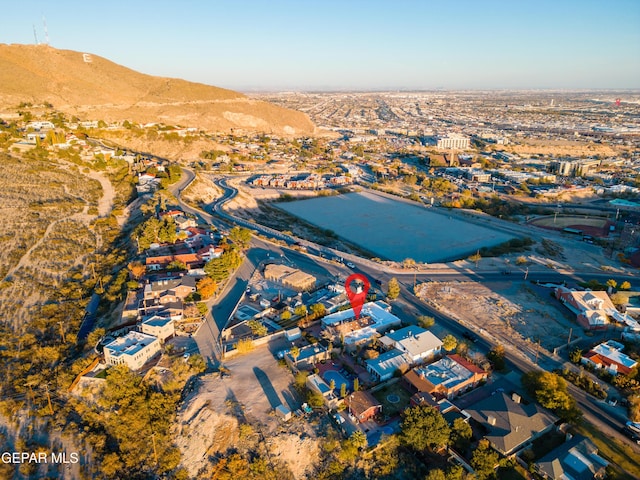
497;139;619;158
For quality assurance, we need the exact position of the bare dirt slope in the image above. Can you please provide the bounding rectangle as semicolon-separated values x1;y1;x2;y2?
0;43;315;135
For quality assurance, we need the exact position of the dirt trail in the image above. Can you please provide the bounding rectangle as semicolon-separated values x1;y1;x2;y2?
4;166;114;281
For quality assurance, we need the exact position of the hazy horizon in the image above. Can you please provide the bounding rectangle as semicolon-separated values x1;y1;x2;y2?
2;0;639;91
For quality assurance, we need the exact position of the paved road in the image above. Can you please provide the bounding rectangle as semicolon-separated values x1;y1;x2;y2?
174;168;640;455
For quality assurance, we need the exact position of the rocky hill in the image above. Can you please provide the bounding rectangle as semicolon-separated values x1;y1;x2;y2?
0;43;315;135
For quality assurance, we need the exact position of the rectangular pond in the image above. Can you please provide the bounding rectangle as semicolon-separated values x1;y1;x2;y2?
276;191;516;263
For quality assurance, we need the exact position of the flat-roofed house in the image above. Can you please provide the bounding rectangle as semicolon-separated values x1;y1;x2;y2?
140;315;175;342
104;331;161;370
403;354;488;399
379;326;442;364
366;350;412;381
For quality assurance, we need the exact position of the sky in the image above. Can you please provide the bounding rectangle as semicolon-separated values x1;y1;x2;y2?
2;0;639;91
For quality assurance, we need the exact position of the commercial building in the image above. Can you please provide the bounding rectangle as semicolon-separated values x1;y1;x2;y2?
264;264;317;291
103;331;161;370
437;134;470;150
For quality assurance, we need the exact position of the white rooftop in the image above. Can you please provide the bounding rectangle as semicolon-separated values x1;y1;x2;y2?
321;301;398;330
366;350;411;378
593;341;638;369
413;356;474;389
104;331;159;358
385;326;443;357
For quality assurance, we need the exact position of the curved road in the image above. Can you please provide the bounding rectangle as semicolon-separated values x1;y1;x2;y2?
174;169;639;459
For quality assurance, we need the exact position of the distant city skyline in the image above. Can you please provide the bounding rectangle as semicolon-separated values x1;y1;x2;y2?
2;0;639;91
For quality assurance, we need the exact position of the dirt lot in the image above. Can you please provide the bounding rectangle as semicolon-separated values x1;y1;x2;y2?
174;341;322;478
416;281;577;353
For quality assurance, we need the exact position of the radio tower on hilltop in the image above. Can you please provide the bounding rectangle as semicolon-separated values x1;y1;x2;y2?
32;24;39;44
43;16;50;45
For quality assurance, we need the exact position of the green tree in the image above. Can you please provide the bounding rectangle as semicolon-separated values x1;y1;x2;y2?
247;320;267;337
86;328;106;347
469;251;482;267
401;405;450;451
569;348;582;364
606;279;617;292
349;430;368;450
204;247;243;282
229;226;252;249
294;305;308;317
620;281;632;291
442;334;457;352
310;303;326;318
340;382;347;398
290;346;300;365
387;277;400;300
487;345;506;371
418;315;435;329
353;378;360;392
425;469;446;480
471;440;499;480
522;371;581;421
281;310;291;321
450;418;473;451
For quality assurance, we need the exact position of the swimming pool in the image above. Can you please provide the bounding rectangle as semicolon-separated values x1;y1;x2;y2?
322;370;351;392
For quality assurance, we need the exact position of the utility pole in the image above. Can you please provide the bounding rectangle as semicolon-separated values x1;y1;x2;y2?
524;267;529;280
45;385;54;415
58;321;66;343
534;338;540;365
151;433;159;466
567;327;572;347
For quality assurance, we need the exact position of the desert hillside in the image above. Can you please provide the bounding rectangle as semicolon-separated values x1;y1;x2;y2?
0;43;315;135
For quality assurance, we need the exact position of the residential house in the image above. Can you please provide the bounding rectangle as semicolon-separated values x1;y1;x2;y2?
306;374;339;407
103;331;161;370
534;434;608;480
403;354;488;399
140;315;175;343
581;340;638;376
464;392;558;456
555;287;615;330
145;253;202;271
366;350;412;382
379;326;443;364
285;344;329;370
321;301;401;348
345;390;382;423
144;276;197;301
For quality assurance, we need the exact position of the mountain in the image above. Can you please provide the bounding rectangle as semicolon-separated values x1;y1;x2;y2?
0;44;315;135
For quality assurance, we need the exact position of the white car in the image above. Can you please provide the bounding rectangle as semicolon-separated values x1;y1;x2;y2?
346;262;355;268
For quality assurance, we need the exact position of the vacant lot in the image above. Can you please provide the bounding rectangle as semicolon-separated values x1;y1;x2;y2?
417;281;576;352
174;341;322;478
277;192;516;263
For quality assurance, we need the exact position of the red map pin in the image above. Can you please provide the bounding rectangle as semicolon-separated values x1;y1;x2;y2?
345;273;370;319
